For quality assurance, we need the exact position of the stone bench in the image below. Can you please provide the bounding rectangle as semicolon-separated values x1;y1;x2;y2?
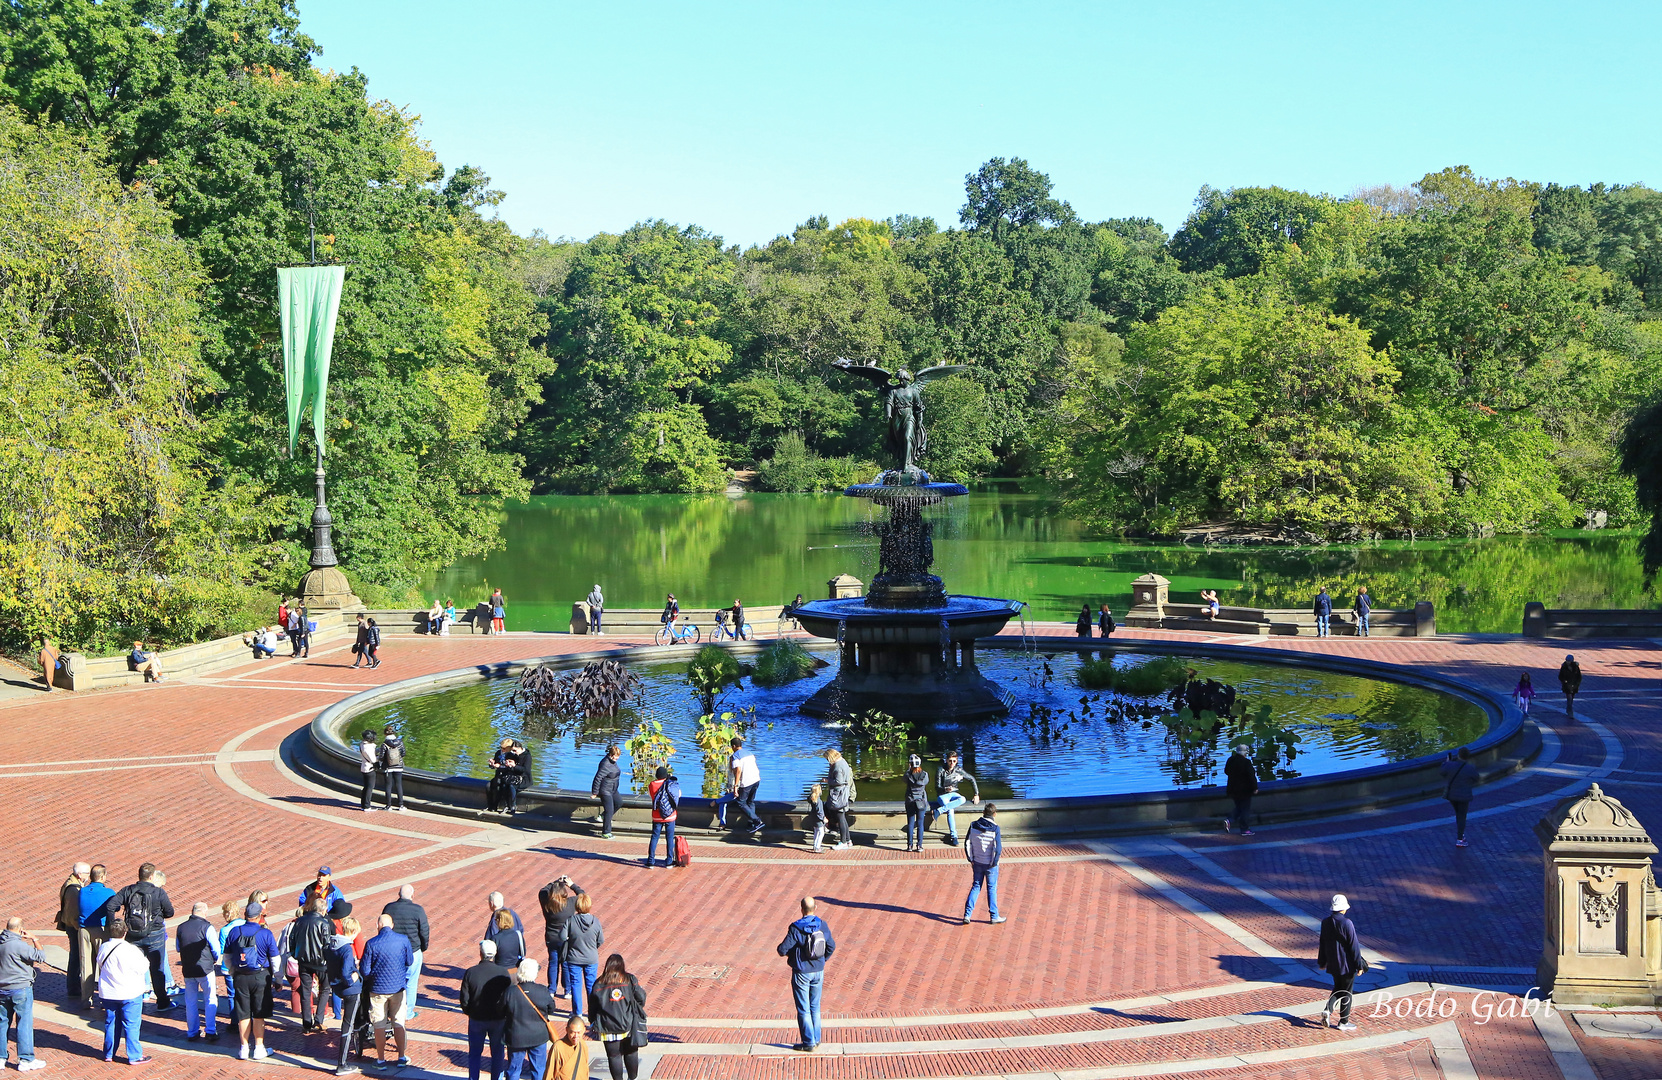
363;608;490;635
570;605;788;636
58;610;358;691
1522;603;1662;639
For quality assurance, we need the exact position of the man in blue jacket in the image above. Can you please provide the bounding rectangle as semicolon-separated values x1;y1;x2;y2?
776;897;835;1053
963;803;1007;924
1313;586;1333;638
358;914;414;1069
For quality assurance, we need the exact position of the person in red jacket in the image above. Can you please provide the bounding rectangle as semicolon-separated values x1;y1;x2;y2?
646;768;679;869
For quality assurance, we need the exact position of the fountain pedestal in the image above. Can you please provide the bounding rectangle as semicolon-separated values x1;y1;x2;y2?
787;480;1020;723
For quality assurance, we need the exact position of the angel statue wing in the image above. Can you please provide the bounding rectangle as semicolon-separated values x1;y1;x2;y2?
912;364;969;386
830;357;896;386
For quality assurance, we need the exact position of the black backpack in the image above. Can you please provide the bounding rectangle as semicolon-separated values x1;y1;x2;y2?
123;887;156;937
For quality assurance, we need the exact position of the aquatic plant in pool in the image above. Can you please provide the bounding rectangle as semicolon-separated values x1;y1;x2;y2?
364;645;1488;802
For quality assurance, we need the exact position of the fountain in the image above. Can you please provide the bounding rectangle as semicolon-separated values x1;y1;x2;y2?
786;359;1021;722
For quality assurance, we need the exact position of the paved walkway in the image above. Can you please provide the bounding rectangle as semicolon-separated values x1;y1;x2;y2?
4;626;1660;1078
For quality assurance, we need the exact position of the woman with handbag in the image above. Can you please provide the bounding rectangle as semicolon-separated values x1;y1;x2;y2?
587;953;647;1080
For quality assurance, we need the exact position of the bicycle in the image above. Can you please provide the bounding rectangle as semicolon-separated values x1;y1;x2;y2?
655;618;703;646
714;620;751;641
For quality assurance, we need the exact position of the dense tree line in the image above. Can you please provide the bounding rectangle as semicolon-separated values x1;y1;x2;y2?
4;0;1662;653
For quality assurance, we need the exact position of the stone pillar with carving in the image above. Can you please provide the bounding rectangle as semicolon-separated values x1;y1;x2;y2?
1535;783;1659;1005
1124;573;1169;629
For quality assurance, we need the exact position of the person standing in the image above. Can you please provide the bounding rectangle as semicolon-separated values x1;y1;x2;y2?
728;737;763;835
537;877;584;1001
1440;747;1477;848
962;804;1006;924
646;767;679;868
0;918;46;1071
491;595;507;636
55;863;88;1006
226;901;278;1060
1098;603;1115;637
359;914;413;1069
287;604;307;656
460;939;510;1080
350;614;370;668
379;724;406;812
902;755;929;853
1559;654;1583;718
364;618;382;669
1075;604;1092;638
1313;586;1333;638
77;864;114;1006
1224;744;1258;836
108;862;175;1012
776;897;835;1053
288;897;331;1034
806;783;827;853
1352;586;1371;637
501;740;531;816
96;918;149;1064
562;895;604;1019
928;751;980;846
484;892;524;941
328;914;363;1076
488;909;527;973
381;885;428;1021
586;584;604;635
591;746;621;839
502;959;555;1080
1316;894;1367;1030
358;731;381;812
1513;671;1536;716
298;867;346;913
37;639;60;692
824;750;853;851
176;902;222;1042
731;598;747;640
587;954;646;1080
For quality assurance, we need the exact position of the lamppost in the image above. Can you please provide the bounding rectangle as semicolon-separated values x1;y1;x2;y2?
280;263;362;611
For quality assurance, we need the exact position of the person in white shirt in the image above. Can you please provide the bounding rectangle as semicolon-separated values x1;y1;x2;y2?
97;917;151;1064
728;737;763;835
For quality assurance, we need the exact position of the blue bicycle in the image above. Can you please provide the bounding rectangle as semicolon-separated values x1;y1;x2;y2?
655;618;703;646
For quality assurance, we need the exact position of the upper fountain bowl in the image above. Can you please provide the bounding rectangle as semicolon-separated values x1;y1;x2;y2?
844;479;969;506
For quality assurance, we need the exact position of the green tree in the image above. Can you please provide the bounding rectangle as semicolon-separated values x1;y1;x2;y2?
918;376;997;481
0;110;277;654
1171;185;1340;277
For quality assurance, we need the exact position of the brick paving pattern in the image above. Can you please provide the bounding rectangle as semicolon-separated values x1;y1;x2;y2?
5;626;1662;1076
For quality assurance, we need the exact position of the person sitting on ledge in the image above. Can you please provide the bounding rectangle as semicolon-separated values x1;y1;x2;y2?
128;641;165;682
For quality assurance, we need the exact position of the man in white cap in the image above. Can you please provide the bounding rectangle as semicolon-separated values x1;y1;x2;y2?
1316;893;1366;1030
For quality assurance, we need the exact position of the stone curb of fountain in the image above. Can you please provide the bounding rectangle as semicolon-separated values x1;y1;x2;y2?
290;637;1531;842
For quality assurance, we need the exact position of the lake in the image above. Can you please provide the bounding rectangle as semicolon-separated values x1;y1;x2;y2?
424;485;1654;634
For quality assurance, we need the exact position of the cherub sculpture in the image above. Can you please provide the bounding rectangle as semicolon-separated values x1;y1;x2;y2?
831;358;968;477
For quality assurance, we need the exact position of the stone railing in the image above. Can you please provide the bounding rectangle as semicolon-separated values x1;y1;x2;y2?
1522;602;1662;639
54;610;360;691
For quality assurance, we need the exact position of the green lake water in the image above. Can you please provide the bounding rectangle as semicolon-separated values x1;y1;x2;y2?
424;485;1655;634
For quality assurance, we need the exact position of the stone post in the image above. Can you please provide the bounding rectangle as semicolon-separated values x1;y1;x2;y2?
569;602;591;635
1535;783;1659;1005
1125;573;1170;629
1522;601;1548;638
1414;600;1437;637
828;574;863;599
296;453;363;611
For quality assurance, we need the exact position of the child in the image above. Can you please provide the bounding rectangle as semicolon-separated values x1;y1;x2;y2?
808;783;827;853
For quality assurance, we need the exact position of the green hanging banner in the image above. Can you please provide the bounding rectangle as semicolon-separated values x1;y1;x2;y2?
279;265;346;457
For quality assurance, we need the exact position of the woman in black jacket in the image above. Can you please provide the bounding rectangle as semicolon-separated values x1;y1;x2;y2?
488;908;527;971
1224;744;1258;836
591;746;621;839
587;953;646;1080
902;754;929;853
503;741;532;816
538;877;585;1000
1075;604;1092;638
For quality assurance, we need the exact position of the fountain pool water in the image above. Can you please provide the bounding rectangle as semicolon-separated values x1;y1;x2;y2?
355;645;1488;802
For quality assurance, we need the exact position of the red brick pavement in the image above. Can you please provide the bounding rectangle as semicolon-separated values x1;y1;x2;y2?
9;627;1662;1076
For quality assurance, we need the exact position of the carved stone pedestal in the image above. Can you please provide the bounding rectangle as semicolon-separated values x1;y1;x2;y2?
1536;784;1659;1005
1124;573;1170;629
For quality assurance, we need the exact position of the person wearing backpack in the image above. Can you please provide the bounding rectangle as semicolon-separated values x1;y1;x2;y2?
290;897;334;1034
1440;746;1478;848
227;902;279;1060
902;755;929;853
962;803;1007;924
379;724;406;812
646;767;680;869
105;862;175;1012
776;897;835;1053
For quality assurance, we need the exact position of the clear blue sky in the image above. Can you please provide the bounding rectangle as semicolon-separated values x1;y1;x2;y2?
300;0;1662;248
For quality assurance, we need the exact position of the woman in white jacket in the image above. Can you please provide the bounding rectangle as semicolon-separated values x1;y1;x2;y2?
359;731;381;812
98;917;151;1064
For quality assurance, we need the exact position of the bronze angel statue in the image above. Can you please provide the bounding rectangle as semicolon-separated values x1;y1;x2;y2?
832;358;968;476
